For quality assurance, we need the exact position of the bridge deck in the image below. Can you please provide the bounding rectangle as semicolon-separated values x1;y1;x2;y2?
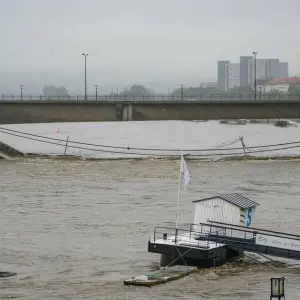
1;98;300;123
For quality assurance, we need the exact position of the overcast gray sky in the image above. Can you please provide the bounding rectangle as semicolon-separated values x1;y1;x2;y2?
0;0;298;93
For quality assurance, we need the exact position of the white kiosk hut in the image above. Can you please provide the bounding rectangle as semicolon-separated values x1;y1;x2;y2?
192;193;259;238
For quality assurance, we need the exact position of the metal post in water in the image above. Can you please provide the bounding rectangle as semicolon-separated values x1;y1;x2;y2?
270;277;285;299
239;136;247;156
64;136;69;156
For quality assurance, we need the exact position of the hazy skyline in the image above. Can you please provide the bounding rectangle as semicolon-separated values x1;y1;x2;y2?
0;0;299;93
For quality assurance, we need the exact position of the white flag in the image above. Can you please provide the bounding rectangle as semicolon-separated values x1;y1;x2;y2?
180;155;190;189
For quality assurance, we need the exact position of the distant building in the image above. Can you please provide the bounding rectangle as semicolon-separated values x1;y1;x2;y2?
255;59;269;80
251;59;280;83
279;62;289;77
218;61;241;91
228;63;240;89
239;56;289;88
199;82;217;88
218;56;289;91
263;77;300;93
217;61;230;91
268;59;280;78
240;56;253;86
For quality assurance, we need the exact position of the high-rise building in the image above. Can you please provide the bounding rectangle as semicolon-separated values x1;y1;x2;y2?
218;56;289;91
217;61;230;91
279;62;289;77
243;57;289;87
247;59;253;86
240;56;288;87
252;59;284;83
255;59;270;80
240;56;253;86
228;63;240;89
268;59;280;78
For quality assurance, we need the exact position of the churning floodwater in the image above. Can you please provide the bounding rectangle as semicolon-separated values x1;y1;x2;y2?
1;121;300;299
1;120;300;158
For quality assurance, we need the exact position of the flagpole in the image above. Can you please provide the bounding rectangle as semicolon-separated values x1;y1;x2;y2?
175;154;182;229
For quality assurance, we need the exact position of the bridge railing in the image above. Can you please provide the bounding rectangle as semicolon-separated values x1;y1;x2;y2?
1;93;300;101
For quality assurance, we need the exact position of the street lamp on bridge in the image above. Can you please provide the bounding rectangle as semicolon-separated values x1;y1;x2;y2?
253;51;258;100
82;53;89;101
180;84;184;101
20;84;23;101
94;85;98;101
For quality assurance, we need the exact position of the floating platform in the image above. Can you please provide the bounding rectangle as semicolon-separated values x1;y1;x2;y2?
124;265;197;287
0;271;17;278
0;140;24;159
219;119;248;125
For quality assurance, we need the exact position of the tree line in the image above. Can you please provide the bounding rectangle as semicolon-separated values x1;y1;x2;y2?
42;83;300;97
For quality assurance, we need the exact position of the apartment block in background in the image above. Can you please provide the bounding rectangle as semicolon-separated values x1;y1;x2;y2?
217;61;230;91
240;56;253;86
228;63;240;89
279;62;289;77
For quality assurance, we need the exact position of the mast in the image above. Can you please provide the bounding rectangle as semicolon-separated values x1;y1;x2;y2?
175;155;182;229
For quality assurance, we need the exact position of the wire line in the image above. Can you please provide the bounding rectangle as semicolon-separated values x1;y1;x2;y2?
1;126;300;153
0;127;300;157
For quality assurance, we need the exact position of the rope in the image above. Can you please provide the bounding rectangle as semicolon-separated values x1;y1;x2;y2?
163;247;194;268
174;245;188;266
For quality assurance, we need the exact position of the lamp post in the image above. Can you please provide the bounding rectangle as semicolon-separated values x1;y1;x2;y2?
94;84;98;101
258;84;262;100
82;53;89;100
20;84;23;101
180;84;184;101
253;51;258;100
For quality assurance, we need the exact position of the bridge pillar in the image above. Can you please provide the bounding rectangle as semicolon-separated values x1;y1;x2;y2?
116;103;122;121
122;104;133;121
115;103;133;121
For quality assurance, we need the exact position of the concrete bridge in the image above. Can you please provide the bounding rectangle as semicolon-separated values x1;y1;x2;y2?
0;98;300;124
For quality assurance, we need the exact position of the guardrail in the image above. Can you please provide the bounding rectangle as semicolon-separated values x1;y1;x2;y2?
152;226;222;248
1;93;300;101
205;221;300;240
153;222;300;247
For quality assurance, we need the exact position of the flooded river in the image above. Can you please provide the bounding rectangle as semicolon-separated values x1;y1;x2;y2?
1;158;300;299
1;120;300;158
1;121;300;299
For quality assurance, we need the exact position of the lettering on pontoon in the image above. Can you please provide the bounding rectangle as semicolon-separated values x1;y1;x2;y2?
256;234;300;251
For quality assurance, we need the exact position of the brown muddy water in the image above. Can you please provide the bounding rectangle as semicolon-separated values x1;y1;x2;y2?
1;158;300;299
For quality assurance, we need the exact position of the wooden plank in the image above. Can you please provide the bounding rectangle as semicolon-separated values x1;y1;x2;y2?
124;265;197;287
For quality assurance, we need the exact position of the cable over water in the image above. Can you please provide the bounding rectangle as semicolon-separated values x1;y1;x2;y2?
1;126;300;158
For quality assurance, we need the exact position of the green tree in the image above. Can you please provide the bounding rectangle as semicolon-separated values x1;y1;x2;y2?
124;84;151;96
172;86;223;99
42;85;69;97
288;84;300;94
227;85;253;94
